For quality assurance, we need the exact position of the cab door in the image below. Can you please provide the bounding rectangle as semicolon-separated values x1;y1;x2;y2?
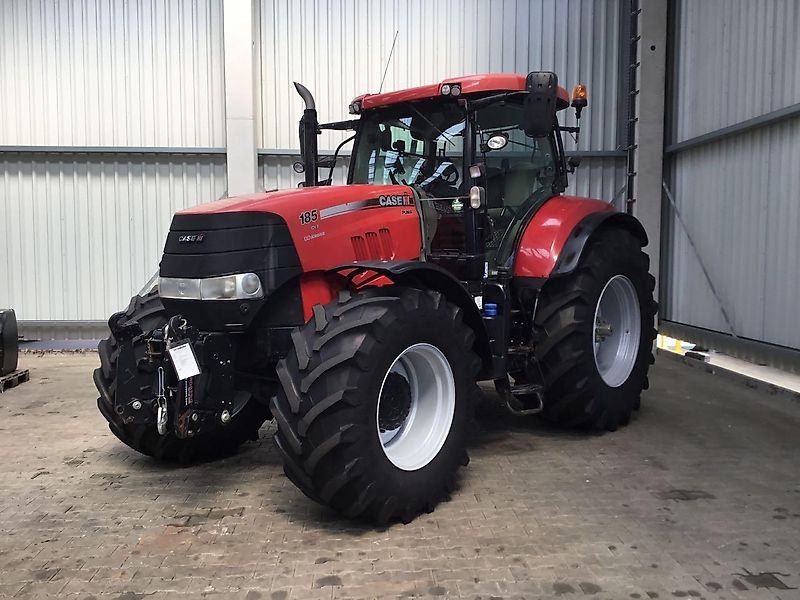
474;101;559;272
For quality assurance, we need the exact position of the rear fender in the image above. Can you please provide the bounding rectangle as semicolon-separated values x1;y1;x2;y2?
512;195;646;278
299;261;491;373
551;212;647;276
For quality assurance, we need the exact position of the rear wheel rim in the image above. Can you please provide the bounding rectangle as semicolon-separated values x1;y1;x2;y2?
593;275;641;388
377;343;456;471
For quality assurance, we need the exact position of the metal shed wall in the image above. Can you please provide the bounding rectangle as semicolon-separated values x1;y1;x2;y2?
0;0;226;147
663;0;800;368
0;153;228;321
0;0;227;329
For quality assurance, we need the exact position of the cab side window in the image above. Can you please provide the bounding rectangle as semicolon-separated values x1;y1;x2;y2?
476;102;557;268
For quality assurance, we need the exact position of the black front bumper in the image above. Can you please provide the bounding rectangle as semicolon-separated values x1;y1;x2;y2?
97;318;250;439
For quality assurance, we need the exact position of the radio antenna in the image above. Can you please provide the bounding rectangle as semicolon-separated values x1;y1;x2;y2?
379;30;399;93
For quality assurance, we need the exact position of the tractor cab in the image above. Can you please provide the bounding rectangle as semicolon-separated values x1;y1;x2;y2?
296;72;582;282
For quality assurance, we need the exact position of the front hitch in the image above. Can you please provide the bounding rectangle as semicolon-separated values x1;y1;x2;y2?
112;315;246;439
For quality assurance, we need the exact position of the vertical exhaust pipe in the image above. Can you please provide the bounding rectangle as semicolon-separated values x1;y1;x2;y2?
294;82;319;187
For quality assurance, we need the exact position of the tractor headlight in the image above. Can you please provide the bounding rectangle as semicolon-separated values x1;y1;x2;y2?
159;273;264;301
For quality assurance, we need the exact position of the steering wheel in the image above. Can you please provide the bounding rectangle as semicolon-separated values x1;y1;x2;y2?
440;163;459;186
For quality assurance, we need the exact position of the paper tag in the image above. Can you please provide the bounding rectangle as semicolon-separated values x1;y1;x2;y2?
168;342;201;381
474;295;483;310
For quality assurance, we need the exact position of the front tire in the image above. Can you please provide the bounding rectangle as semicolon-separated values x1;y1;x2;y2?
271;287;480;525
532;228;657;430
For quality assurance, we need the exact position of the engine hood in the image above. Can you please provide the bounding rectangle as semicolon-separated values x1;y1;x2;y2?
178;184;415;217
176;184;423;273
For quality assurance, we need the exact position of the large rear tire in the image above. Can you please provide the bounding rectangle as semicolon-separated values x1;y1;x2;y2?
532;228;657;430
94;292;269;462
271;287;480;525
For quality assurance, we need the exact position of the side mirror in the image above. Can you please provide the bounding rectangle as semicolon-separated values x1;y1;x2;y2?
520;71;558;138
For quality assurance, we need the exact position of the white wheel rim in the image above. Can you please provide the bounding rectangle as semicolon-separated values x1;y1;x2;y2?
593;275;641;388
376;343;456;471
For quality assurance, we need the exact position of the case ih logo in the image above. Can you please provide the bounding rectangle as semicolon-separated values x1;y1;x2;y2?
178;234;205;243
378;194;412;207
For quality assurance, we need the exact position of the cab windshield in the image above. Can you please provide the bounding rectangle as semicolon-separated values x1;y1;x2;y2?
350;101;467;198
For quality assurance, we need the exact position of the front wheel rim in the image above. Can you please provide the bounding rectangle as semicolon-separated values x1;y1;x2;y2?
593;275;641;388
376;343;456;471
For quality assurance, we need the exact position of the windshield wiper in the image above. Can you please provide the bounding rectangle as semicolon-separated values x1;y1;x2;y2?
407;103;456;147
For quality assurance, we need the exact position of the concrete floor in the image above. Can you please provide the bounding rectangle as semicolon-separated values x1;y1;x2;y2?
1;354;799;600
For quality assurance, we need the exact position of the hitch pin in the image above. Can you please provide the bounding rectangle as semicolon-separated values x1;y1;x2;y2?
156;366;168;435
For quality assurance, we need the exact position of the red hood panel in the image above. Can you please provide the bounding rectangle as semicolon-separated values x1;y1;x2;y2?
179;184;410;215
179;184;423;273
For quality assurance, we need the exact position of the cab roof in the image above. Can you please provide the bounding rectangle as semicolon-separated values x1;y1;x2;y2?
353;73;570;111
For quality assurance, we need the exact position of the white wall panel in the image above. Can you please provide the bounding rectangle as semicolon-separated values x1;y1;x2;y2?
664;0;800;356
0;0;225;147
0;154;227;321
258;0;622;154
665;117;800;350
672;0;800;142
567;157;626;209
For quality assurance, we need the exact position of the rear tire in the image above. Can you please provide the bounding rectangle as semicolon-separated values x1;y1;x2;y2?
532;228;657;430
271;287;480;525
94;292;269;462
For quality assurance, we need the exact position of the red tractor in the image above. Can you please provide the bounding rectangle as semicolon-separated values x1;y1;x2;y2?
95;72;656;524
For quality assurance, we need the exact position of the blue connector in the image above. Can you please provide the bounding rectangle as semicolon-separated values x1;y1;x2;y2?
484;303;498;317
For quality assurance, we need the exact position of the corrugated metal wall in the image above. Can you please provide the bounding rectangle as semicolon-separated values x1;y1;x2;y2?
671;0;800;143
258;0;627;203
663;0;800;356
0;0;227;326
0;0;225;147
0;153;227;321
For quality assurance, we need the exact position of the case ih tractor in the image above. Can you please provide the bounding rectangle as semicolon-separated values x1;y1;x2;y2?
94;72;656;524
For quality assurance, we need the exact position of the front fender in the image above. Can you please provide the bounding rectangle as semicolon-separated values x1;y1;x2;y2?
326;261;491;373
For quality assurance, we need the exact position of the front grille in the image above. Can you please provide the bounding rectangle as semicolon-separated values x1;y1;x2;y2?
160;211;301;289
